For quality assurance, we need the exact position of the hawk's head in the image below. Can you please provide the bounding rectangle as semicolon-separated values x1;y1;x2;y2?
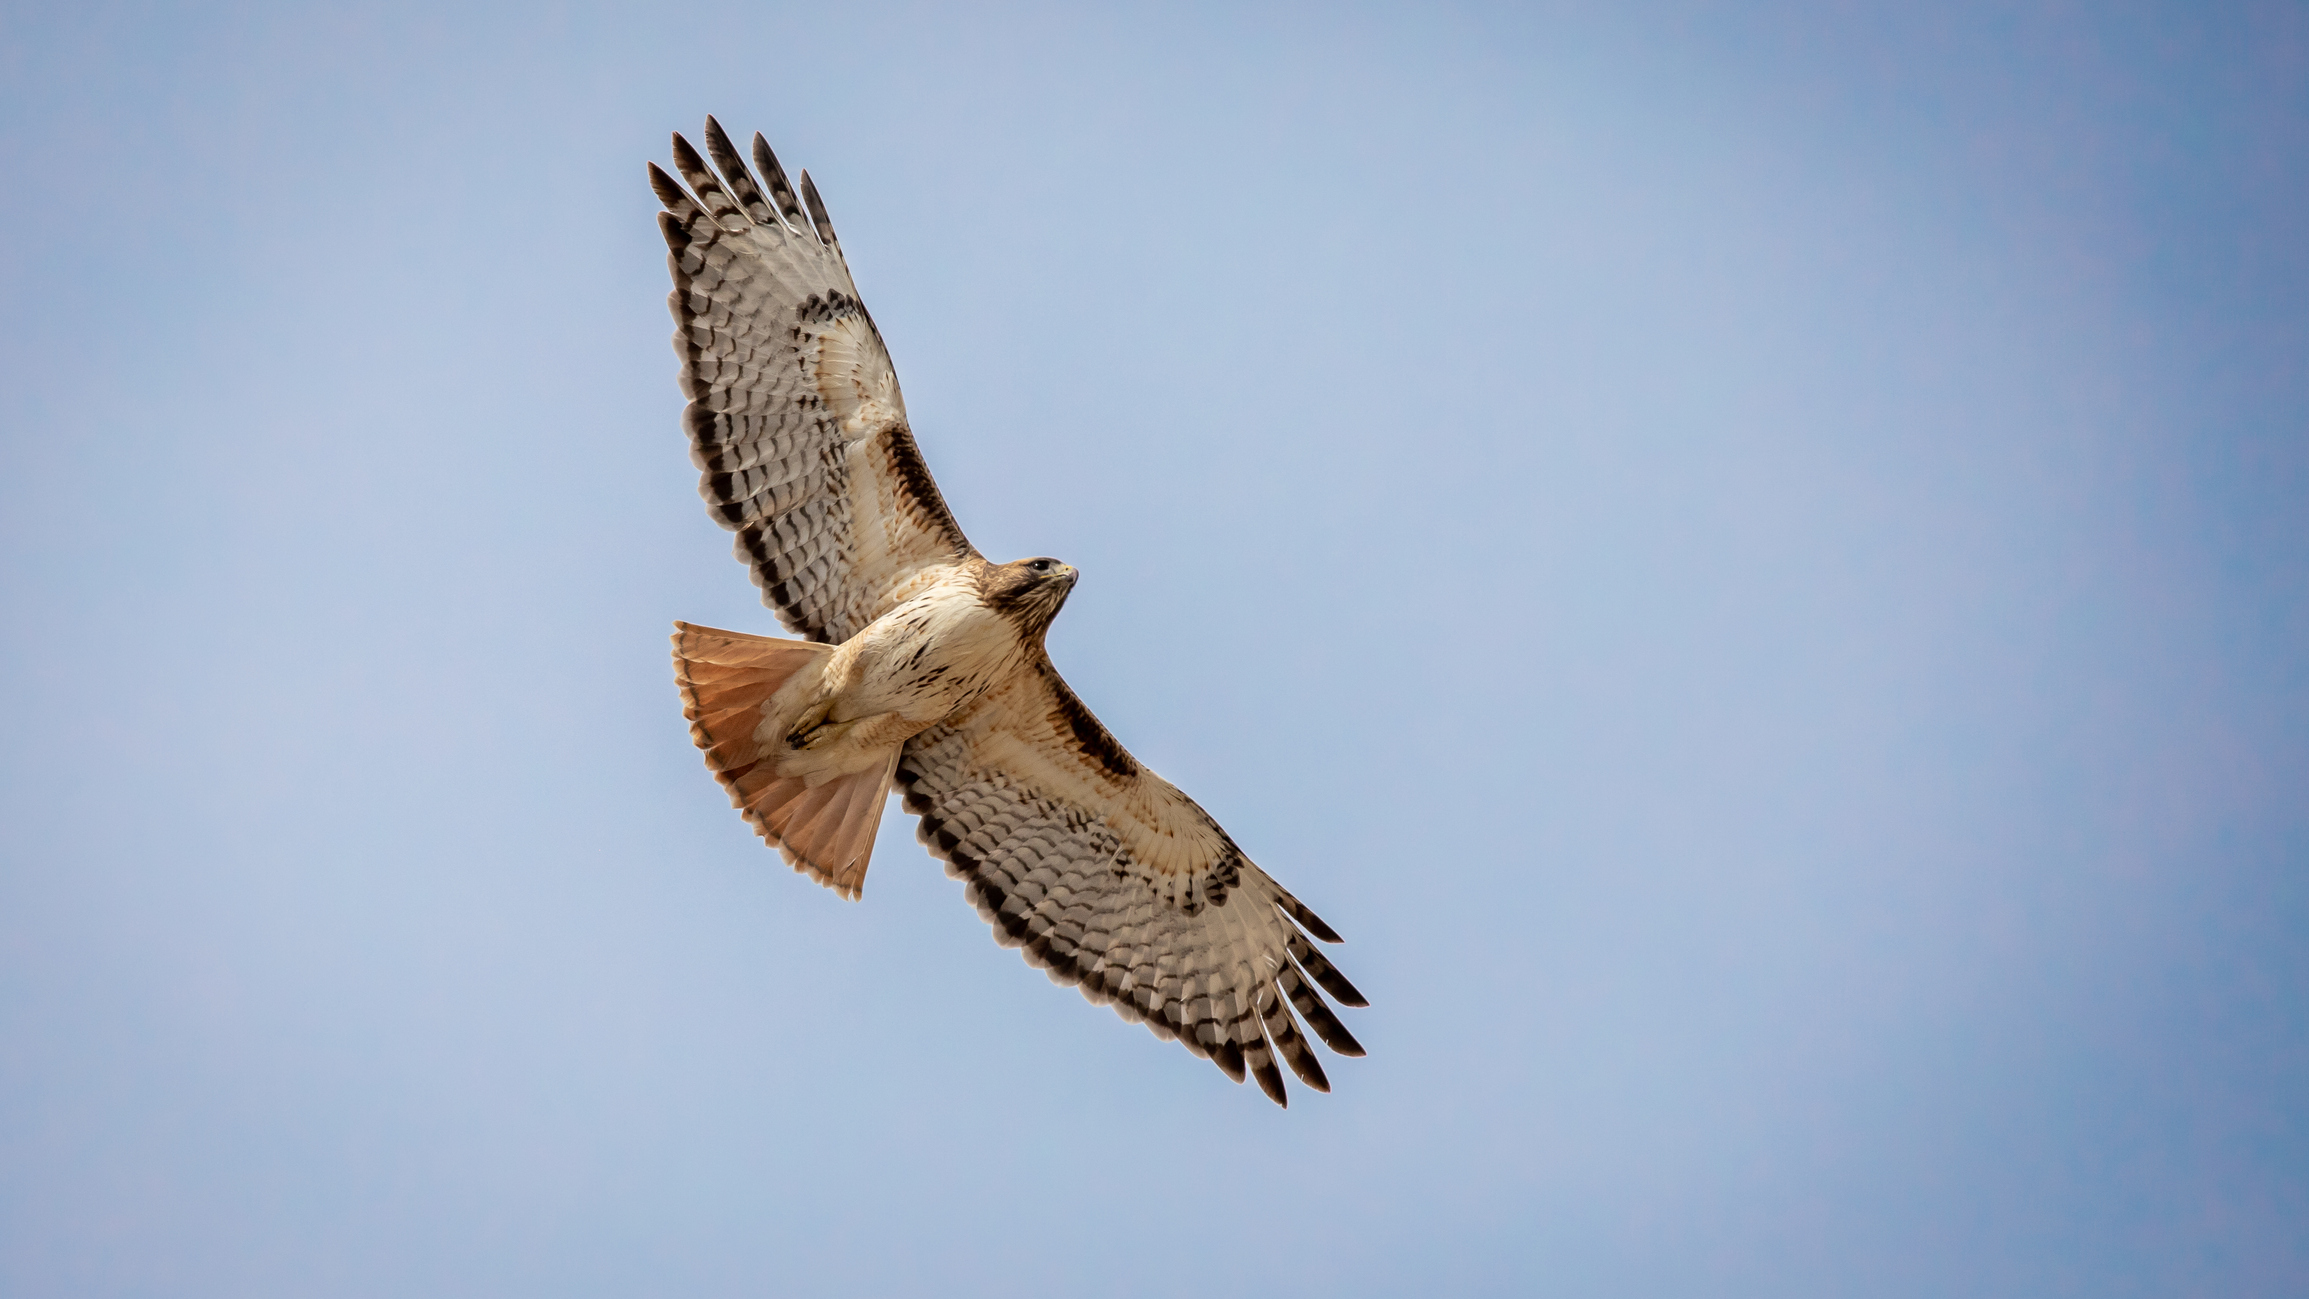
981;556;1079;640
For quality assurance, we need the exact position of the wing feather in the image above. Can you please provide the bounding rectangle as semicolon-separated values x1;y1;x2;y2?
654;125;976;643
897;654;1365;1106
701;117;779;225
797;169;841;250
750;134;809;231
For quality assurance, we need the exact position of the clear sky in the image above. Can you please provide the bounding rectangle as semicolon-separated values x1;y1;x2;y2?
2;2;2304;1295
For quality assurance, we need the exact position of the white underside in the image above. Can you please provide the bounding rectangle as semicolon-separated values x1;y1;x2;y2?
759;568;1021;785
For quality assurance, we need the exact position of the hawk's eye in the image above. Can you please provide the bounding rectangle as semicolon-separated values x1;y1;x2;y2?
1030;559;1051;573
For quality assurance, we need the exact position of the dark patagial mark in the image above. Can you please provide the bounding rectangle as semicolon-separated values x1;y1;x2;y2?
880;425;974;557
1032;659;1141;780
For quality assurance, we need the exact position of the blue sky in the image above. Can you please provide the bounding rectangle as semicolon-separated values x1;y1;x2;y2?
2;2;2304;1295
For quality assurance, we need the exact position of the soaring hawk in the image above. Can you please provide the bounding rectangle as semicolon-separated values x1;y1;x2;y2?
650;119;1366;1105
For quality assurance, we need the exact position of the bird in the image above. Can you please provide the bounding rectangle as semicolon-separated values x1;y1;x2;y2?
648;118;1365;1105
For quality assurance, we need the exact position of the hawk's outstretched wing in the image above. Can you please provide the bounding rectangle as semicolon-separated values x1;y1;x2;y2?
897;655;1368;1106
651;119;974;643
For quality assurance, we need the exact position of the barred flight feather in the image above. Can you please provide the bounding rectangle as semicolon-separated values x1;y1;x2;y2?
893;665;1365;1105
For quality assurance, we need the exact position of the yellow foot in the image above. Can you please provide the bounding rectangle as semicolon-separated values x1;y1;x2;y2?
785;699;841;750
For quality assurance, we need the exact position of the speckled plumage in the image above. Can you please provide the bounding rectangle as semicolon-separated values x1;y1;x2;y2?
654;119;1365;1105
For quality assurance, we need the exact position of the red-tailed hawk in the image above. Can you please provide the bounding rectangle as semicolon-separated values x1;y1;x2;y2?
650;119;1365;1105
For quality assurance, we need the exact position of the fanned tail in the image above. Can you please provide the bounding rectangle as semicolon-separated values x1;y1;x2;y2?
672;621;895;898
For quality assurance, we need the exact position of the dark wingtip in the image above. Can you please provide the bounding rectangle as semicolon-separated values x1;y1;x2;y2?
647;162;692;211
700;118;775;224
1280;894;1345;943
798;168;837;247
1288;933;1368;1008
750;133;805;226
1212;1038;1247;1083
1254;1059;1289;1106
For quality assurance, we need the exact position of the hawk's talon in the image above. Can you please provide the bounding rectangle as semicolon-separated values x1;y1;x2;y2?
786;700;836;749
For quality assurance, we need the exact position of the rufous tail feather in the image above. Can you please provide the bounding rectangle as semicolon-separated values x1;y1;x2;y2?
671;620;895;899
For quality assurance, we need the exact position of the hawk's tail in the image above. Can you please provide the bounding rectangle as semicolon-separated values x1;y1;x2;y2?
671;621;894;899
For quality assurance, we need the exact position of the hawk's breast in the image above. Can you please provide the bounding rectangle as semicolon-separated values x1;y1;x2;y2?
844;572;1025;727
